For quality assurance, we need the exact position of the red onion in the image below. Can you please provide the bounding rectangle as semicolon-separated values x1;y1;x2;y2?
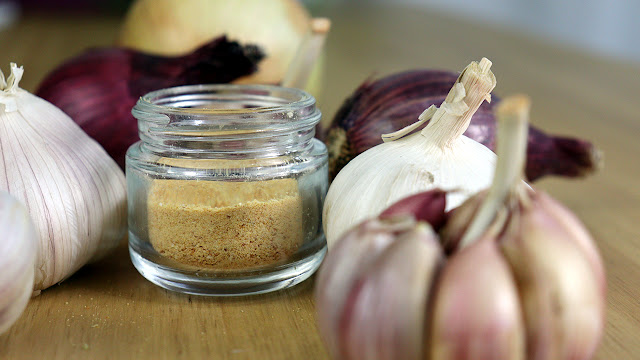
35;37;263;168
325;70;602;181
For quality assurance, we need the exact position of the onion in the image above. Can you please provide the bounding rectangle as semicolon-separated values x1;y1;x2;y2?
116;0;323;91
325;70;603;181
35;37;263;168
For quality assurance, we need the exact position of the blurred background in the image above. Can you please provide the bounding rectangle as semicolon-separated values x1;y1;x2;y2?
329;0;640;64
386;0;640;64
1;0;639;64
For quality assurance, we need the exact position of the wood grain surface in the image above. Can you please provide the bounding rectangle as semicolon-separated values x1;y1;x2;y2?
1;3;639;359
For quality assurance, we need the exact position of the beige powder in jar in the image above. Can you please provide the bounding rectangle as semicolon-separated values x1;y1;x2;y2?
147;178;304;270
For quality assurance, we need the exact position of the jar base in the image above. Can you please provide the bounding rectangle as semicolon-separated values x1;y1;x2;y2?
129;236;327;297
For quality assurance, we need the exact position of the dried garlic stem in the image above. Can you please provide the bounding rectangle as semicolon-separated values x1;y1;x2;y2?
421;57;496;148
381;105;437;142
459;95;531;248
281;17;331;90
381;58;496;146
0;63;23;112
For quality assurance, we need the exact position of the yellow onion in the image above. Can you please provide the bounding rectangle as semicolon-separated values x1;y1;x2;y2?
116;0;326;93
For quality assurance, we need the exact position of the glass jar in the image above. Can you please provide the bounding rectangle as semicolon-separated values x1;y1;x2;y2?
126;84;328;296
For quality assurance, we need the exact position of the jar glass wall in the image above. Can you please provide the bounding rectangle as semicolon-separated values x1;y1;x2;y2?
126;84;328;296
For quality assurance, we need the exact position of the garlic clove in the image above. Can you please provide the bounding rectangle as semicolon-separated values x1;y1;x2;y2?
439;190;487;253
429;234;525;360
0;192;37;334
533;190;607;295
338;224;443;360
315;217;416;359
501;196;605;360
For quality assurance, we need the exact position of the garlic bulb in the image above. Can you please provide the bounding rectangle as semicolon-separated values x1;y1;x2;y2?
315;94;606;360
0;191;37;335
323;58;497;247
0;63;127;292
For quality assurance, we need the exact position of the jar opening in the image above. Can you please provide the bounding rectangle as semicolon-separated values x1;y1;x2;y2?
131;84;321;156
133;84;319;131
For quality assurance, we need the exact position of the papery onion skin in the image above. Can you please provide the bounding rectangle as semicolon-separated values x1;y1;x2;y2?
35;37;263;168
116;0;311;86
325;70;601;182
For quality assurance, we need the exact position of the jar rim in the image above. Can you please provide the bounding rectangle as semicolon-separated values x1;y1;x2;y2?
135;83;316;117
131;84;321;154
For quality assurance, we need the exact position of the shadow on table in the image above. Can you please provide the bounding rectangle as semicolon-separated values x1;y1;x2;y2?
41;240;318;306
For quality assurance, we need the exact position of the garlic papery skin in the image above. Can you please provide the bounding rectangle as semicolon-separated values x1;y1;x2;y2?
429;233;525;360
0;63;127;292
315;217;443;360
323;58;497;248
0;191;37;335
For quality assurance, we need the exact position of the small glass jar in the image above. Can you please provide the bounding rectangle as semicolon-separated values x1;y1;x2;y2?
126;84;328;296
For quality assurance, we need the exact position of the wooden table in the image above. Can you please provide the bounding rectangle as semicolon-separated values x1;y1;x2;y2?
1;3;639;359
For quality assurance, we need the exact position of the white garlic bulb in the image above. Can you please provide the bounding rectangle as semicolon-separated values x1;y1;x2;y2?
0;191;37;335
323;58;497;247
0;63;127;292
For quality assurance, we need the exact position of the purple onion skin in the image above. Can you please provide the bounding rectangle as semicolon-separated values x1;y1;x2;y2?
36;37;264;168
325;70;601;182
